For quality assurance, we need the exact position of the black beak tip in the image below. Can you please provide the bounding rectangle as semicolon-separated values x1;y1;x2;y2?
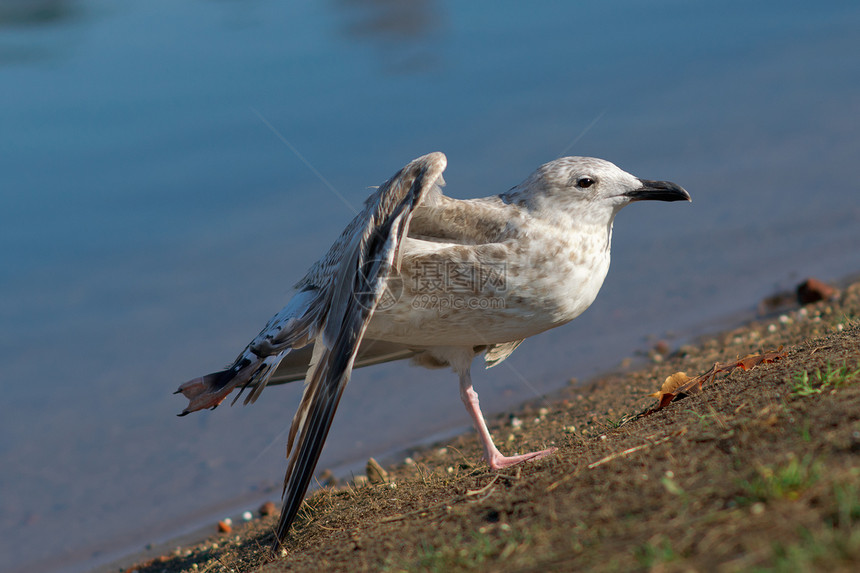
628;179;691;203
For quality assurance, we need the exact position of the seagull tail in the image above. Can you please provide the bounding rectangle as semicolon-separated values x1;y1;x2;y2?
175;368;241;415
234;353;287;406
175;288;325;416
175;349;285;415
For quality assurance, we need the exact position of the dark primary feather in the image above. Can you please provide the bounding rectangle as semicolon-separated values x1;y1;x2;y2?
272;153;447;550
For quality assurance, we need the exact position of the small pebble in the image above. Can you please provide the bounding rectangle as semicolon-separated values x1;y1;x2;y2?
318;469;336;486
768;324;777;332
538;407;549;418
259;501;277;517
366;457;388;485
510;417;523;429
242;511;253;521
797;277;837;305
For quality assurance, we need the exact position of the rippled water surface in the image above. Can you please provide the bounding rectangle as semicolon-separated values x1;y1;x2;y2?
2;1;859;571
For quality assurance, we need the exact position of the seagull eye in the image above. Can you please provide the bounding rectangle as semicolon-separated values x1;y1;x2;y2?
577;177;595;189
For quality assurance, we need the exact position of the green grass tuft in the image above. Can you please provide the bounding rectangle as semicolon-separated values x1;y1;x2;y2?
790;360;860;396
737;456;820;504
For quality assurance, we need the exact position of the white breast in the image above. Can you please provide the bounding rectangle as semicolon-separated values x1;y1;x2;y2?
363;219;613;348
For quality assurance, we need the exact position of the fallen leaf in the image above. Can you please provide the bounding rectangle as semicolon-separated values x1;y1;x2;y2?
648;372;694;409
644;348;786;415
649;372;692;399
737;346;785;370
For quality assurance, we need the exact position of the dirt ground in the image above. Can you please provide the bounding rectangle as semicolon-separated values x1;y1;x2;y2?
129;279;860;572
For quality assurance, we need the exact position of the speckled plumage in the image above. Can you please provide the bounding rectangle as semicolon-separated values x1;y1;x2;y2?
175;152;690;551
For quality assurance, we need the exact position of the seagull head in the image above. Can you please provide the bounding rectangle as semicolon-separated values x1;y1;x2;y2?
503;156;690;225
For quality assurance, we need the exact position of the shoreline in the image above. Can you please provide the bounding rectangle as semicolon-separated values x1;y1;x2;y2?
120;275;860;572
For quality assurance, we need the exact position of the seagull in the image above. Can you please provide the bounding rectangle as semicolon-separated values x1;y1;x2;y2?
175;152;690;550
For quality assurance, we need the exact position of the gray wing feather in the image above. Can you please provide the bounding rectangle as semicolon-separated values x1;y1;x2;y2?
266;339;418;385
272;152;447;549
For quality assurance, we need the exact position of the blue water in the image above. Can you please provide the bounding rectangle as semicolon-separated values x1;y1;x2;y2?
2;1;859;571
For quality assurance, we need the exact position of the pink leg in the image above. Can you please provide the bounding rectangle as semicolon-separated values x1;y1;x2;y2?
458;365;556;470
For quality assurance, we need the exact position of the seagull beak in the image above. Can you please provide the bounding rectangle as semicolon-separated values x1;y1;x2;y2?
626;179;691;202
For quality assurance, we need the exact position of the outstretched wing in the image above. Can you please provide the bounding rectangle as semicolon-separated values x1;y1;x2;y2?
175;154;446;414
272;152;447;549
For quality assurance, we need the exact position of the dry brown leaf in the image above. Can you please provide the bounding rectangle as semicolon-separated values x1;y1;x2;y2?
649;372;693;409
650;372;692;399
644;347;786;415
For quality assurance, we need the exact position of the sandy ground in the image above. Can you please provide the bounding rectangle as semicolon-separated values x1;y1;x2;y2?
126;278;860;572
